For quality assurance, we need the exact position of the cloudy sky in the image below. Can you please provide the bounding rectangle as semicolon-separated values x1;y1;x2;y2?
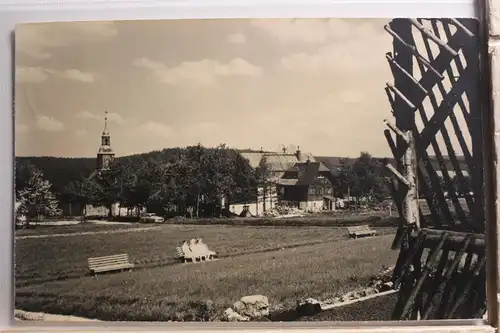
15;18;397;158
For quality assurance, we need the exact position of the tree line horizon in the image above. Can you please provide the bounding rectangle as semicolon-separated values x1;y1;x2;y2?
14;143;471;223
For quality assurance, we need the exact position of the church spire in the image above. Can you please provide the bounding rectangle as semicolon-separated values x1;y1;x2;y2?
96;110;115;170
103;110;109;135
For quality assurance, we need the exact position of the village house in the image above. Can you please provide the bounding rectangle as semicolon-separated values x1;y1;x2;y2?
229;147;336;216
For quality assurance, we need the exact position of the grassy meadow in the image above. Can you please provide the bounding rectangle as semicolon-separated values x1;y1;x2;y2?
16;219;398;321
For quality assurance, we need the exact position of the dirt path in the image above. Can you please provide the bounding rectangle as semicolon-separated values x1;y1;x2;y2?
16;225;163;240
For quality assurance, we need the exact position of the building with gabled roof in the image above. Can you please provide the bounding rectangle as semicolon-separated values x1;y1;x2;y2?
230;147;336;216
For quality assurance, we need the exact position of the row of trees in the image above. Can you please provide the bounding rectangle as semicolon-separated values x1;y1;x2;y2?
330;152;472;206
331;152;390;204
16;146;473;222
60;144;271;218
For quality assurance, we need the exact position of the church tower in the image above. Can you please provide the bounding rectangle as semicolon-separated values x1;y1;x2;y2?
96;111;115;170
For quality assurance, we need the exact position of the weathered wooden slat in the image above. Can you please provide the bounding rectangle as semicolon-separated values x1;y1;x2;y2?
386;163;410;187
447;256;486;318
410;19;459;56
408;229;485;253
384;119;410;142
400;233;449;319
402;35;471;223
385;18;486;321
412;134;456;226
394;230;427;289
385;32;459;228
439;20;484;231
384;25;444;79
386;82;416;110
427;20;477;210
449;18;475;37
386;53;428;94
419;65;474;149
402;22;473;228
422;235;473;319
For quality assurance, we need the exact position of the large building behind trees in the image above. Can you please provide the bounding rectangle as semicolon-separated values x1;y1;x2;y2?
229;147;336;216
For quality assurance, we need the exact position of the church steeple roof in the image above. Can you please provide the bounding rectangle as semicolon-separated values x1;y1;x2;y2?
96;110;115;170
102;110;110;136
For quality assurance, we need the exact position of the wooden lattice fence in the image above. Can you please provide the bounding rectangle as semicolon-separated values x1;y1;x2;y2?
383;18;486;320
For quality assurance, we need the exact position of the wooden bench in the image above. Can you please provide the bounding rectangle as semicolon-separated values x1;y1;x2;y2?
88;253;134;275
347;225;376;239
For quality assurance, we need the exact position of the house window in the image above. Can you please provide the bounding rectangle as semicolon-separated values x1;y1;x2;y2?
309;187;315;195
318;188;323;195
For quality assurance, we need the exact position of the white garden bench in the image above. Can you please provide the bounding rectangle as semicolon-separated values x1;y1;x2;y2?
347;225;377;239
88;253;134;275
176;239;217;263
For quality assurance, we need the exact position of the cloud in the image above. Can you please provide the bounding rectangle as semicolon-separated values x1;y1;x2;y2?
320;91;364;112
133;122;174;139
72;22;118;39
16;21;118;60
251;18;333;44
75;128;88;137
184;121;222;136
76;111;100;120
75;111;126;124
227;33;246;44
16;66;48;83
56;69;95;83
133;57;262;87
16;124;30;134
36;115;65;132
280;22;391;75
16;66;95;83
106;112;126;125
251;18;385;45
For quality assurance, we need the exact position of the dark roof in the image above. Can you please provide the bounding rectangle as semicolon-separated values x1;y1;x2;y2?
314;156;348;171
280;162;322;186
297;162;321;185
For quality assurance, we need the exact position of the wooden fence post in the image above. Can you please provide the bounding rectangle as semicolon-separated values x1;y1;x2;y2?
404;131;420;228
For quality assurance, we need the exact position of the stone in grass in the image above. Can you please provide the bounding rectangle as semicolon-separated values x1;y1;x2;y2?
234;295;270;319
345;291;356;300
352;291;362;299
224;308;249;322
380;281;394;292
332;296;342;304
296;298;322;316
364;287;378;296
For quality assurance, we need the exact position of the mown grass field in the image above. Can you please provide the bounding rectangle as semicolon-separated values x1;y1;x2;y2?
16;220;398;321
15;223;150;237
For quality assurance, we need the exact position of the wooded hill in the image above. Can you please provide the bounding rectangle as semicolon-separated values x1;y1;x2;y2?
15;147;466;199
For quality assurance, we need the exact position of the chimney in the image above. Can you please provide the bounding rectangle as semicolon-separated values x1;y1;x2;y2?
296;146;302;161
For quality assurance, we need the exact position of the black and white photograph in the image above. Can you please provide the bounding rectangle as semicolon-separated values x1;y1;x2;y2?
14;17;486;322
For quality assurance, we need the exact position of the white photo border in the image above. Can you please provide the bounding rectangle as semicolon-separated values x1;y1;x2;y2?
2;0;497;332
